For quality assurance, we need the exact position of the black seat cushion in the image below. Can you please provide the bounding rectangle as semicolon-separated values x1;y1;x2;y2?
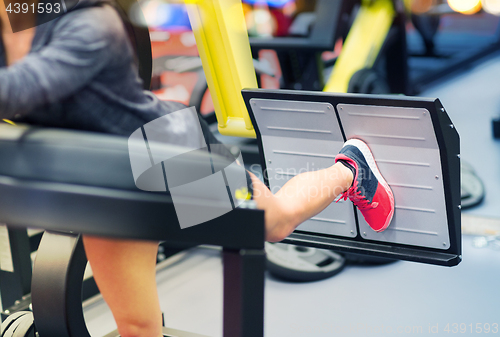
0;124;140;191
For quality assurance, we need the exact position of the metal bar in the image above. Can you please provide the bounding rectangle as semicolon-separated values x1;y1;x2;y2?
383;11;410;95
185;0;258;138
223;248;265;337
0;178;265;250
282;233;460;266
0;226;32;313
324;0;395;93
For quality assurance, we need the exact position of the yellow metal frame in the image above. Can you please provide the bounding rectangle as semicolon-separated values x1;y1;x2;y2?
2;119;16;125
185;0;258;138
323;0;395;93
184;0;395;137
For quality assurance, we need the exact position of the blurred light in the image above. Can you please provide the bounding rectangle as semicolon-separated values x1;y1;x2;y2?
144;0;172;27
447;0;482;14
180;32;197;47
129;0;170;27
245;6;276;37
482;0;500;15
243;0;293;8
130;1;191;29
410;0;436;14
282;1;296;16
150;31;171;42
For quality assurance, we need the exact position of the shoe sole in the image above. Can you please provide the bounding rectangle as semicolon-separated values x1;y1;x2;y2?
344;138;395;232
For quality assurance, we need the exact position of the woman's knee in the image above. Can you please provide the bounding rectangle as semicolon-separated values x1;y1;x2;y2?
115;312;163;337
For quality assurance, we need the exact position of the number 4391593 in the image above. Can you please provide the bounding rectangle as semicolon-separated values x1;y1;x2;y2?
5;2;61;14
444;323;498;333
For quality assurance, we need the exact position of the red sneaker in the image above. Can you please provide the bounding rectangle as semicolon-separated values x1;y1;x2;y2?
335;139;395;232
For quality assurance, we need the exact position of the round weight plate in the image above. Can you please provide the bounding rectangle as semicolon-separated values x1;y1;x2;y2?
1;315;26;337
461;160;485;209
1;312;28;337
347;68;390;95
265;243;346;282
12;312;36;337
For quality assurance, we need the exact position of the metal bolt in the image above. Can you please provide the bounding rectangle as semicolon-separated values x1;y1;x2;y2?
435;175;439;180
450;124;454;129
327;106;331;110
457;154;461;159
458;205;462;210
423;111;426;115
340;107;343;110
5;310;9;314
350;230;354;234
440;108;445;112
268;160;272;163
363;232;367;236
443;242;447;246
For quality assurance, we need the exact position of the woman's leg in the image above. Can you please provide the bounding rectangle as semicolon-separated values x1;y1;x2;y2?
252;138;395;238
251;162;353;242
82;236;163;337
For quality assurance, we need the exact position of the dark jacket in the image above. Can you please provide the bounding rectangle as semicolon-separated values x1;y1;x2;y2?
0;0;201;139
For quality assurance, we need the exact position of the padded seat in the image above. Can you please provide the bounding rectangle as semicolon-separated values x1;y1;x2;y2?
0;124;236;193
0;124;138;191
0;124;264;247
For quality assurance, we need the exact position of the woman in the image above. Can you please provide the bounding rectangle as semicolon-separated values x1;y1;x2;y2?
0;1;393;336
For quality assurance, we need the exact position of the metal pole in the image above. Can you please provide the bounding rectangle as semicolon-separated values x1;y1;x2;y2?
223;248;265;337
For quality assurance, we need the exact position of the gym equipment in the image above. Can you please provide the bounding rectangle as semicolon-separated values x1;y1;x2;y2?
186;0;259;138
460;160;485;209
347;68;391;95
244;0;409;95
0;1;462;336
0;91;462;336
249;0;359;92
190;0;406;279
493;115;500;138
0;124;265;337
0;311;36;337
408;9;500;94
244;89;461;266
0;89;461;336
324;0;400;94
0;227;33;320
265;242;346;282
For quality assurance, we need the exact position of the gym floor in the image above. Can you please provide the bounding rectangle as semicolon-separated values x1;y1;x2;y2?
84;51;500;336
